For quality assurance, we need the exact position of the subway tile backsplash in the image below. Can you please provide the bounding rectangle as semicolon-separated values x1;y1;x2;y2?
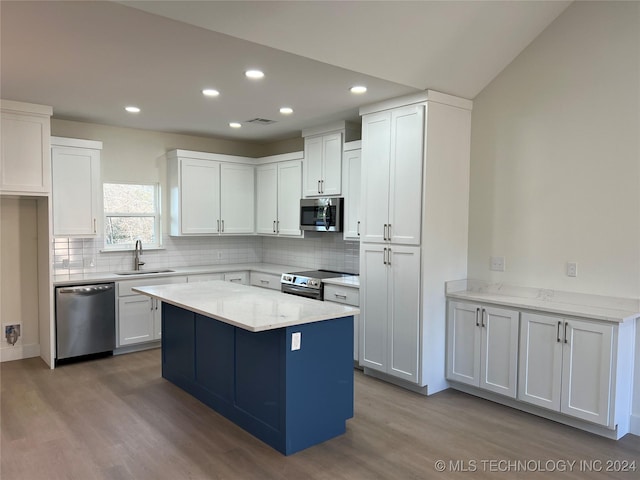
53;233;359;275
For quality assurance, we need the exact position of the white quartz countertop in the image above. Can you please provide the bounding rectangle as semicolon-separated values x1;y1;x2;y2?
53;263;303;286
323;275;360;288
133;281;360;332
446;280;640;324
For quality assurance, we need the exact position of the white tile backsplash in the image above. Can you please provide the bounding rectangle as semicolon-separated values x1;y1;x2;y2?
53;233;360;275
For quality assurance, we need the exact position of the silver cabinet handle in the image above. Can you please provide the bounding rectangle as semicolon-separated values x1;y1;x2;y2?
277;220;280;233
388;224;392;240
321;179;324;193
481;308;486;328
260;279;269;284
383;247;387;265
150;298;154;311
564;322;569;344
334;293;347;299
475;307;480;327
93;218;97;233
383;224;387;241
222;219;225;232
387;248;391;266
318;180;321;194
217;219;220;232
273;220;276;233
357;220;360;236
557;321;562;343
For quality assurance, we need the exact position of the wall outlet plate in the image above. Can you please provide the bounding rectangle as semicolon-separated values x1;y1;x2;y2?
490;256;505;272
291;332;301;351
567;262;578;277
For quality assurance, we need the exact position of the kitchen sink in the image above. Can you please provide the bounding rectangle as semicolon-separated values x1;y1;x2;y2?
114;269;175;275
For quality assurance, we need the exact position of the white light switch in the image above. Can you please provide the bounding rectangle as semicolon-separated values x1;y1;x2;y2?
567;262;577;277
490;256;505;272
291;332;301;351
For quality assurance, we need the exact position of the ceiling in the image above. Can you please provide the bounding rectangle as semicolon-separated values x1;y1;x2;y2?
1;1;571;143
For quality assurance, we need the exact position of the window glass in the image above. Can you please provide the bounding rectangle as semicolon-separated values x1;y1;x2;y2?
103;183;160;249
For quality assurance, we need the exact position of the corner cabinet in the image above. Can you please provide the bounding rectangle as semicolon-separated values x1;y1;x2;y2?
51;137;102;237
518;312;614;426
446;301;519;398
256;159;303;236
0;100;52;195
167;150;254;236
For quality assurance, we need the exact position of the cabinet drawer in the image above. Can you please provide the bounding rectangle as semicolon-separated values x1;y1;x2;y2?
250;272;281;291
324;284;359;306
117;275;187;297
224;271;248;285
187;273;224;283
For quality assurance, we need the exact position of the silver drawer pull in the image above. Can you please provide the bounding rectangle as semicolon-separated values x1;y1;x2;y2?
334;293;347;299
260;280;269;284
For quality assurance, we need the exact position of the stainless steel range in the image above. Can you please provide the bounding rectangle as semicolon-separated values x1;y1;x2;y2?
281;269;353;300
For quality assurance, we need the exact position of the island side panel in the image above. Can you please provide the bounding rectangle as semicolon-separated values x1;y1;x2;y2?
284;316;354;455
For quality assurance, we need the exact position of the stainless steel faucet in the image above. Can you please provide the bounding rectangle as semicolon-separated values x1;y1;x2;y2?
133;239;145;270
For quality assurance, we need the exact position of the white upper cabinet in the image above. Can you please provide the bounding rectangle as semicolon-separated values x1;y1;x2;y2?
342;144;361;240
51;137;102;237
256;159;302;237
167;150;255;236
220;163;254;234
0;100;52;195
361;105;424;245
303;132;342;197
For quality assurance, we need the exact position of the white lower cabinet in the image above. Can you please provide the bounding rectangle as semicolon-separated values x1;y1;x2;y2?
446;302;519;398
187;273;224;282
249;271;281;290
324;283;360;363
360;244;420;382
519;312;613;426
224;271;248;285
117;276;186;346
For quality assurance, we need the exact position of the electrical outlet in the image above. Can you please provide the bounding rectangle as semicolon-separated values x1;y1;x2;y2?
217;251;223;259
62;258;70;268
490;256;505;272
291;332;301;351
567;262;578;277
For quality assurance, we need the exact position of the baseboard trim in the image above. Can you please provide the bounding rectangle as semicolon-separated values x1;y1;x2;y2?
0;343;40;362
630;414;640;436
363;367;428;395
114;341;160;356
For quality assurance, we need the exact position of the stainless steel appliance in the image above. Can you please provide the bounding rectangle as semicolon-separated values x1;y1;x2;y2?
300;197;343;232
281;269;353;300
55;283;116;361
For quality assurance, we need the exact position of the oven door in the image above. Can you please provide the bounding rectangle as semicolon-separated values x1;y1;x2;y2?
300;198;343;232
281;285;322;300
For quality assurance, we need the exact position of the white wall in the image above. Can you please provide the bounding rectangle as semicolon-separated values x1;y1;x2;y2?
468;1;640;435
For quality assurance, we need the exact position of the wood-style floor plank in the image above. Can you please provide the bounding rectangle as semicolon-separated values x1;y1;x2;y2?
1;350;638;479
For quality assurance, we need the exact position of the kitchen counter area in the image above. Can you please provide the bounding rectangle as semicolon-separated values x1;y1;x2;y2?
133;280;359;455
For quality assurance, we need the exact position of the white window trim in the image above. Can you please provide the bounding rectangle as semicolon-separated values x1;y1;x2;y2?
103;182;162;251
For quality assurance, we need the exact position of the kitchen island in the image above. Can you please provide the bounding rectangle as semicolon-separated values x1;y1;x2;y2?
133;281;360;455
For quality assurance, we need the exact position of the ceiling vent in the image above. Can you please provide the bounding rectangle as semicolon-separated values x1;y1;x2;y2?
244;118;277;125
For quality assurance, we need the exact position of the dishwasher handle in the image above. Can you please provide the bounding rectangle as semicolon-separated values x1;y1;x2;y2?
58;284;114;294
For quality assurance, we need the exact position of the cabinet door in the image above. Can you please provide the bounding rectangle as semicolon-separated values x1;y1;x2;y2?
321;132;342;195
561;319;613;426
224;271;248;285
360;112;391;243
387;246;420;382
518;312;563;410
480;306;519;398
446;301;481;387
118;296;154;346
359;243;388;371
220;163;255;234
388;105;423;245
152;299;162;340
0;111;51;194
303;136;323;197
52;146;99;236
256;164;278;235
180;159;220;234
342;149;361;240
277;160;302;236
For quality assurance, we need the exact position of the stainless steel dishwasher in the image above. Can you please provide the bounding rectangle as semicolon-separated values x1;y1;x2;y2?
55;283;116;361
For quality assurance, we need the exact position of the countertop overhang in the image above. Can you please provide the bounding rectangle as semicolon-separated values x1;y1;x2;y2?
133;280;360;332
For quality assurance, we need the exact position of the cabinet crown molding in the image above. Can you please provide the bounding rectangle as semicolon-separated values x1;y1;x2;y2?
359;90;473;116
1;99;52;117
51;136;102;150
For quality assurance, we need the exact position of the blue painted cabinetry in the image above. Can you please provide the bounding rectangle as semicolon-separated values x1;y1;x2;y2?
161;303;354;455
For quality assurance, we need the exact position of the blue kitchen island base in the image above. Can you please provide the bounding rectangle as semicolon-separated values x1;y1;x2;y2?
161;303;354;455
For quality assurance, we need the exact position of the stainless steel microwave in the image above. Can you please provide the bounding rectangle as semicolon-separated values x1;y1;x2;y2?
300;198;344;232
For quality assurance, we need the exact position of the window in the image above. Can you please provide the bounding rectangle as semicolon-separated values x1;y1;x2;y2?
103;183;161;249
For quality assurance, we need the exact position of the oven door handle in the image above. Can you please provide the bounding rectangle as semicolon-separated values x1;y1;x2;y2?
322;206;330;231
282;286;322;299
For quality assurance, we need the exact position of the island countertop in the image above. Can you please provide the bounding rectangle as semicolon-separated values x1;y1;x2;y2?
133;280;360;332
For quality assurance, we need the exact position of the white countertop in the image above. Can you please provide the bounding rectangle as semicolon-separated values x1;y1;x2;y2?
133;280;360;332
323;275;360;288
53;263;303;286
446;279;640;324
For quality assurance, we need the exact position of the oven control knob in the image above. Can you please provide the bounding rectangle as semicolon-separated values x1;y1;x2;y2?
310;280;318;287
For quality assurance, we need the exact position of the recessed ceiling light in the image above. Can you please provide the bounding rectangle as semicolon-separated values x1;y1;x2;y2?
202;88;220;97
279;107;293;115
125;106;141;113
350;86;367;94
229;122;242;128
245;69;265;79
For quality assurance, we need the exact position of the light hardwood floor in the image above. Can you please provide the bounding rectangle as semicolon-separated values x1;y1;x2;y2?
1;350;638;479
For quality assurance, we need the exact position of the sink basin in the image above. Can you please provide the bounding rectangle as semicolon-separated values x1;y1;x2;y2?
114;269;175;276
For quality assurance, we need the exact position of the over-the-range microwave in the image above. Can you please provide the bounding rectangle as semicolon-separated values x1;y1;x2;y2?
300;197;344;232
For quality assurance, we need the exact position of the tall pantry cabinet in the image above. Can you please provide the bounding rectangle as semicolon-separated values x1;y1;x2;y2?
359;91;472;393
